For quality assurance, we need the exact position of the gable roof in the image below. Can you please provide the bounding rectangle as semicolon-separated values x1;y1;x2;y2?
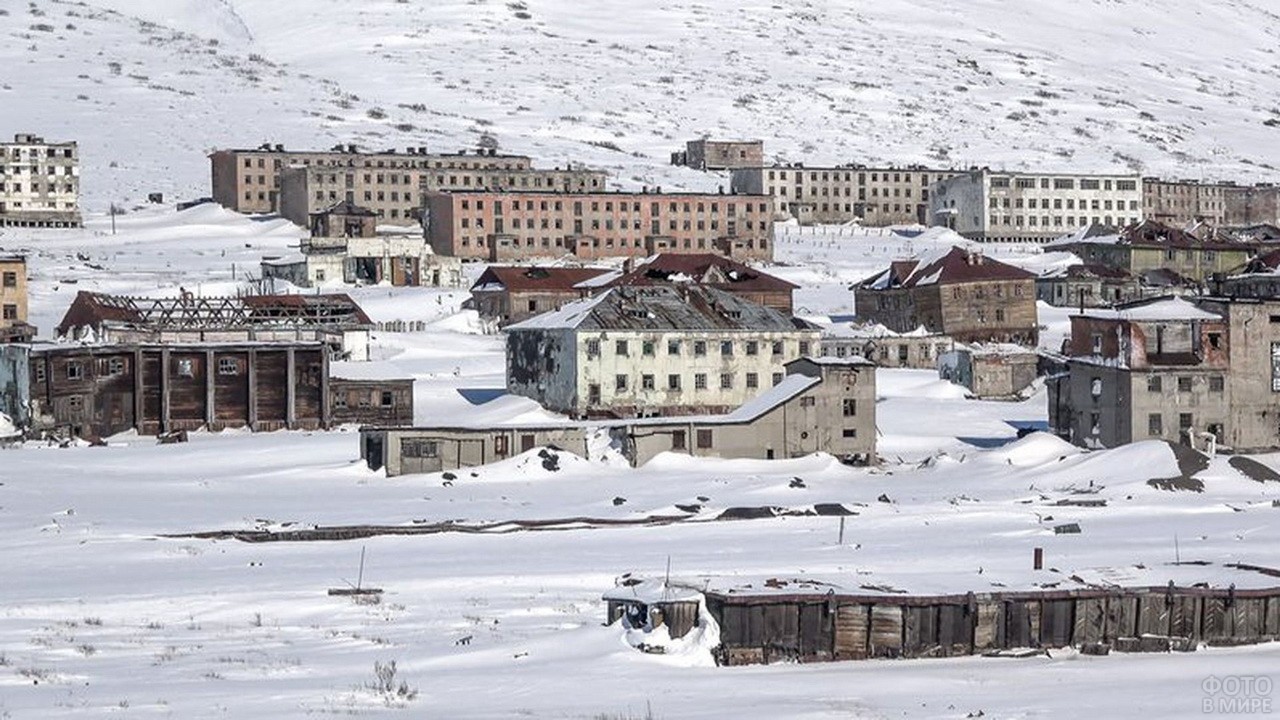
597;253;798;293
56;290;372;336
856;246;1035;290
506;286;815;332
470;265;611;293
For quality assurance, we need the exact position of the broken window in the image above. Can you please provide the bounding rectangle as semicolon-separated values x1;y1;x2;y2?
175;358;194;378
667;374;681;390
1090;377;1102;398
588;384;601;404
218;358;239;376
671;430;686;450
615;374;628;391
667;340;681;355
402;439;439;458
720;341;733;357
696;429;713;449
641;374;655;390
772;341;783;356
1177;377;1192;392
1209;376;1224;393
693;341;706;357
380;391;394;407
843;398;857;417
1148;414;1162;436
66;362;83;380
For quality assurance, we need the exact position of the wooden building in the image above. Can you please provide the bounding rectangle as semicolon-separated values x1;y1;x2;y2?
330;377;414;426
469;265;612;327
854;246;1039;346
590;253;798;314
0;342;329;438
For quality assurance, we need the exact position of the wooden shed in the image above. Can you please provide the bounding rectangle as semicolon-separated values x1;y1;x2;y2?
603;580;703;640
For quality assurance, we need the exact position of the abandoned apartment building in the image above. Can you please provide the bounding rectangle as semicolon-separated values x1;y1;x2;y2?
854;246;1039;346
1208;247;1280;298
819;322;954;370
360;356;876;476
260;201;463;289
0;133;81;228
1047;295;1280;453
504;285;822;419
1047;220;1256;283
470;265;612;327
0;255;35;343
55;291;376;362
209;143;535;217
730;164;958;225
0;341;414;438
931;169;1142;243
1035;263;1142;308
277;159;609;227
424;189;775;262
671;139;764;171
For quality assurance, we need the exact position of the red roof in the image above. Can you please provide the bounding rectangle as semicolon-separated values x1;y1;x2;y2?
471;266;611;293
861;246;1035;290
604;253;797;292
1122;219;1254;251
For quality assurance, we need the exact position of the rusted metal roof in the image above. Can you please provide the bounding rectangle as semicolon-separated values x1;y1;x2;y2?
470;265;611;293
858;246;1036;290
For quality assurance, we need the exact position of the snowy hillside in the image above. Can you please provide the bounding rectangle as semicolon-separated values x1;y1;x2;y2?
6;0;1280;211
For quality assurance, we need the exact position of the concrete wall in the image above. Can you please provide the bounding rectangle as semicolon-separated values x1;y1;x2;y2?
1204;300;1280;452
0;136;80;227
820;335;953;370
934;170;1142;242
1143;178;1228;226
506;327;579;414
732;166;954;225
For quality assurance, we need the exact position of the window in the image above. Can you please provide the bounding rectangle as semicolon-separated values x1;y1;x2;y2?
843;398;857;416
772;372;784;386
694;341;706;357
667;340;681;355
615;340;629;356
642;341;655;356
642;374;655;390
671;430;686;450
615;374;628;392
218;357;239;376
587;339;601;358
402;439;439;458
1179;413;1193;432
176;358;194;377
1089;411;1100;435
746;341;759;356
842;429;858;438
1209;376;1224;392
334;393;348;409
1;271;15;287
668;374;681;390
1;304;15;320
1273;342;1280;392
1091;334;1102;354
800;396;816;407
588;383;601;404
799;341;811;356
720;373;733;389
1148;413;1162;436
721;341;733;357
67;395;83;411
35;363;45;383
1090;377;1102;398
66;362;83;380
1148;376;1162;392
696;429;713;449
746;372;759;389
108;357;124;375
694;373;708;390
1177;377;1192;392
772;341;783;356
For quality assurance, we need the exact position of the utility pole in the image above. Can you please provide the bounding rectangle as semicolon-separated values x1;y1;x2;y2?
109;203;118;235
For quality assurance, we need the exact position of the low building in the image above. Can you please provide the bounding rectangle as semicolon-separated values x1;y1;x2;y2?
424;189;774;262
854;246;1039;346
359;356;875;476
0;341;330;438
0;255;35;342
1047;220;1255;282
588;253;798;314
672;140;764;171
819;322;953;369
1048;296;1231;449
55;291;375;361
470;265;611;328
210;143;535;216
939;344;1039;400
931;169;1142;243
504;286;821;418
0;133;81;228
329;377;414;426
730;164;958;225
1035;263;1142;308
261;234;463;290
1207;248;1280;298
309;200;378;238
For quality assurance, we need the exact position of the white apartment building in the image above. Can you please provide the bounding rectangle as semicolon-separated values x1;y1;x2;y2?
0;133;81;228
731;164;958;225
930;169;1142;242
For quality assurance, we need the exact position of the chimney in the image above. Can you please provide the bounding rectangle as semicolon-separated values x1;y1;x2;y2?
274;143;284;152
623;257;634;274
419;146;427;154
347;144;356;153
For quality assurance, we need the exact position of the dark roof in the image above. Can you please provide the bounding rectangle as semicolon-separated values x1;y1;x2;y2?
471;265;610;293
1122;219;1254;251
507;286;816;332
316;200;377;217
857;246;1035;290
1140;268;1197;287
56;291;372;336
1043;263;1133;281
603;253;797;292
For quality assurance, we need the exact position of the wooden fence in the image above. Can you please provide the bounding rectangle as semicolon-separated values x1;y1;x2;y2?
705;584;1280;665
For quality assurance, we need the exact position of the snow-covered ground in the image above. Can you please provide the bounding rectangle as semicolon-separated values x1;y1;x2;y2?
1;211;1279;718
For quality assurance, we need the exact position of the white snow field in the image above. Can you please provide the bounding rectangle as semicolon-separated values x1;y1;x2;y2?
0;211;1278;718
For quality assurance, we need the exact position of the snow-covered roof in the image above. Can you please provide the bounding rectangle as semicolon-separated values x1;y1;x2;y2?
507;286;814;333
1076;296;1222;322
824;322;943;340
602;579;703;604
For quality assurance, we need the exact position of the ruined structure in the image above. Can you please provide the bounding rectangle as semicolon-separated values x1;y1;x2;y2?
0;133;80;228
731;164;957;225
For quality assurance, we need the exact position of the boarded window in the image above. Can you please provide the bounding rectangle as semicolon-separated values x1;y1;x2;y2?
696;429;713;449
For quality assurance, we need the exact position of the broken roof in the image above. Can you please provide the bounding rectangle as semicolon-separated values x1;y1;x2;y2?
1075;296;1222;322
55;290;373;336
470;265;612;293
596;253;798;293
315;200;377;217
506;286;815;332
856;246;1035;290
1038;263;1134;281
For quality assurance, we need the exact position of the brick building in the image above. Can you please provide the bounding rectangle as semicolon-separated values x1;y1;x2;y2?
731;164;958;225
1142;178;1229;226
854;246;1039;346
424;190;774;262
0;133;80;228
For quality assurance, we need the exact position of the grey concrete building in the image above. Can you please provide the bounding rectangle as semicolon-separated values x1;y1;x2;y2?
673;140;763;171
359;356;876;476
931;169;1142;242
730;164;958;225
819;322;954;370
504;286;821;418
0;133;80;228
939;344;1039;400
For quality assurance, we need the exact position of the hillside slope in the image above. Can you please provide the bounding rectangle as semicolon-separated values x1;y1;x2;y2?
6;0;1280;211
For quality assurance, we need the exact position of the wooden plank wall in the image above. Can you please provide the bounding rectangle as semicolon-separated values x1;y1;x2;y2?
710;587;1280;666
